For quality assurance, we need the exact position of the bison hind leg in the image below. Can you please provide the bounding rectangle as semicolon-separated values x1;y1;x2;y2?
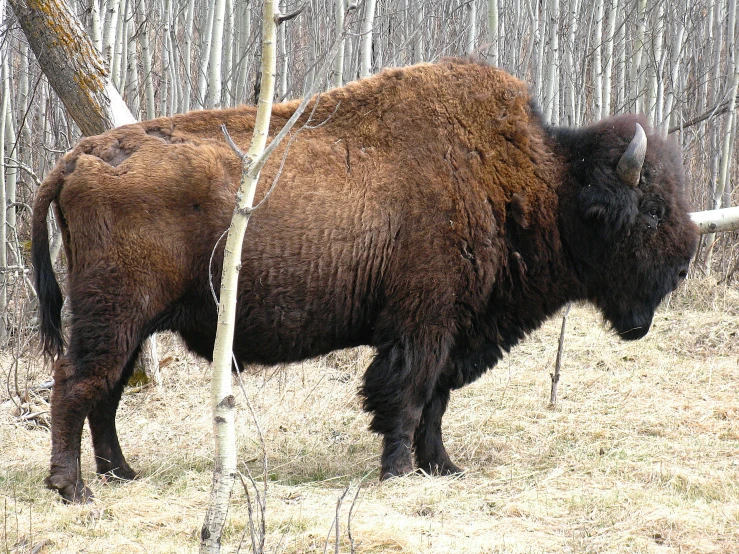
413;385;464;476
88;348;141;482
48;293;148;502
47;358;101;503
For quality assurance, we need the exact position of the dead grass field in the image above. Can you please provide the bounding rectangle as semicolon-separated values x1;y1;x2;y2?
1;278;738;553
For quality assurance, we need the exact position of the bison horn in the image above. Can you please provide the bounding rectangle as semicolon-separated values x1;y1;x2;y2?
616;123;647;188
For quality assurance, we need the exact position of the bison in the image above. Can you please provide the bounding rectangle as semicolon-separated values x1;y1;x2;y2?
32;59;698;503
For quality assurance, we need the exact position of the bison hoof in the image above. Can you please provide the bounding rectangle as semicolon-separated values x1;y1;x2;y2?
379;462;414;481
418;460;465;476
46;475;94;504
99;466;138;483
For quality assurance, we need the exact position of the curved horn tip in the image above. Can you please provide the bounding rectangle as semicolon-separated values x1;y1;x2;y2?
634;122;647;143
617;122;648;188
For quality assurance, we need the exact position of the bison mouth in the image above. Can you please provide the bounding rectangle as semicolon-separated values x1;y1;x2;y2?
604;301;657;341
616;323;651;341
598;262;690;342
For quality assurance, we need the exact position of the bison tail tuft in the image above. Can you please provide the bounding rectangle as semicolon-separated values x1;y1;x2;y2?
31;168;66;359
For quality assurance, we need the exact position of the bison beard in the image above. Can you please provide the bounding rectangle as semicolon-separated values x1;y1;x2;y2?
32;59;698;503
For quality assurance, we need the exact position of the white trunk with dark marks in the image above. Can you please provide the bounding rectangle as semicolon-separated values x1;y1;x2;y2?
200;1;278;551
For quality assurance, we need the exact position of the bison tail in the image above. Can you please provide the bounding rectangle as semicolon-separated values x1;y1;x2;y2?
31;166;66;359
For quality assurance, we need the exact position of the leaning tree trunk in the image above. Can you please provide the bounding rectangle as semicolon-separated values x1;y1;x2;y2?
9;0;160;379
8;0;135;134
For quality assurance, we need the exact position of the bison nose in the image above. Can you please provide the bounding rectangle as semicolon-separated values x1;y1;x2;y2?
677;264;689;281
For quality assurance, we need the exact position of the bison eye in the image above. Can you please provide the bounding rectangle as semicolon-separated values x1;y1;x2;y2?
644;207;662;230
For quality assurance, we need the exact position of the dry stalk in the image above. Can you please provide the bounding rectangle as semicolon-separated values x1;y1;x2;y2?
549;303;571;406
323;482;351;554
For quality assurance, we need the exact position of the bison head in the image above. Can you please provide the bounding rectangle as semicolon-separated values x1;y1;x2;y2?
555;115;698;340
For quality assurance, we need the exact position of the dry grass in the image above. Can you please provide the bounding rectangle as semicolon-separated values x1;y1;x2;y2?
2;277;738;553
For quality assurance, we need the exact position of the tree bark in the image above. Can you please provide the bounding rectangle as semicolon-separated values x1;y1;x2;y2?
487;0;498;65
8;0;136;135
333;0;345;87
543;0;559;123
690;206;739;234
135;0;156;119
0;48;9;347
704;0;738;268
602;0;618;119
206;0;228;108
465;0;477;56
359;0;376;78
632;0;647;113
593;0;604;118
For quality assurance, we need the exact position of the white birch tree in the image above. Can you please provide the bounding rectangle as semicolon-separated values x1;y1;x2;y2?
602;0;618;119
333;0;345;87
487;0;498;65
206;0;228;108
359;0;376;78
465;0;477;56
200;1;279;549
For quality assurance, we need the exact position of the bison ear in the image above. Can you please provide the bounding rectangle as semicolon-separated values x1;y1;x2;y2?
616;123;647;188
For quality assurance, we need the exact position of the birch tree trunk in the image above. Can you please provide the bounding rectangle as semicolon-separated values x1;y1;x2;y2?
712;1;738;212
543;0;558;123
359;0;376;78
9;0;136;135
0;45;8;347
183;0;196;112
110;0;126;88
564;0;580;125
333;0;345;87
206;0;228;108
222;0;234;106
200;1;278;551
705;0;737;269
102;0;120;63
662;9;685;133
135;0;156;119
646;2;665;125
632;0;647;112
199;0;217;107
90;0;102;52
602;0;618;119
235;0;252;104
487;0;498;65
615;0;626;110
278;0;288;98
465;0;477;56
593;0;604;118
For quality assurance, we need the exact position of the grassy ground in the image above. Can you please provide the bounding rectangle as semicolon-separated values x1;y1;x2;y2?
1;278;738;553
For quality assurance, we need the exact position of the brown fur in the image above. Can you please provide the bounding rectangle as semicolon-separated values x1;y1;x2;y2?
32;60;698;502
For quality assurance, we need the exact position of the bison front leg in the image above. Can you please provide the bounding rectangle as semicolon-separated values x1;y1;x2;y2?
413;385;463;475
361;335;450;480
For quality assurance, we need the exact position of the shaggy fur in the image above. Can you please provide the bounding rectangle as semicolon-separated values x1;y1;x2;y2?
32;59;698;502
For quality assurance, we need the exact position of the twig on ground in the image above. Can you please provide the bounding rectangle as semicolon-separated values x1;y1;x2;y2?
550;303;571;406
